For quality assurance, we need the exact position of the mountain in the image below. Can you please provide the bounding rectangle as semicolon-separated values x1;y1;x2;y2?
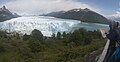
0;6;20;22
44;8;108;24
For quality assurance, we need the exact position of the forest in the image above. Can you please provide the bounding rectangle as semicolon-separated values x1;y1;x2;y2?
0;28;105;62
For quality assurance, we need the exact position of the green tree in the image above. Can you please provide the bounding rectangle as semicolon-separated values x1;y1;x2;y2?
0;43;5;53
68;30;82;46
83;37;92;45
15;33;20;39
57;32;61;40
0;31;7;38
28;38;42;53
52;33;56;39
23;33;30;41
31;29;43;41
62;32;67;39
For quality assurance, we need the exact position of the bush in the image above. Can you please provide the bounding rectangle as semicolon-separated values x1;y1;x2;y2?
28;38;42;53
0;43;5;53
57;32;62;40
31;29;43;41
0;29;105;62
0;31;7;38
23;34;30;41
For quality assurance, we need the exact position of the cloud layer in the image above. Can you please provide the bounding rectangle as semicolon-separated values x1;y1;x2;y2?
112;2;120;17
0;0;101;15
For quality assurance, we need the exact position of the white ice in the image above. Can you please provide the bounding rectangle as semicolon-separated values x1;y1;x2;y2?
0;16;81;37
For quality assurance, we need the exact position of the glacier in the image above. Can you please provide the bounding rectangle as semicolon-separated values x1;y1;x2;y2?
0;16;81;37
0;16;109;37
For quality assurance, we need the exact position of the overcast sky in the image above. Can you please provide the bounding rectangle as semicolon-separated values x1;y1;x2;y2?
0;0;119;17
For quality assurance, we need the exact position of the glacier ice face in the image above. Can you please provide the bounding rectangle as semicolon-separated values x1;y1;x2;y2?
0;16;81;37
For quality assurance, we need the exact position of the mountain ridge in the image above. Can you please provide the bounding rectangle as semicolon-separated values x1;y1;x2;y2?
0;6;20;22
43;8;108;24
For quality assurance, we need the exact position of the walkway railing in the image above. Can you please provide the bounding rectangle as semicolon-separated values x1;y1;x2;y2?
97;28;110;62
97;39;110;62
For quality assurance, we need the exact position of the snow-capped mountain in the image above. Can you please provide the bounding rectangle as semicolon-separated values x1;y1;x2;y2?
0;6;20;22
44;8;108;24
68;8;90;12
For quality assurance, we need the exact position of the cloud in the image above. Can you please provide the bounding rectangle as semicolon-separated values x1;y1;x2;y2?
0;0;101;15
112;2;120;17
112;11;120;17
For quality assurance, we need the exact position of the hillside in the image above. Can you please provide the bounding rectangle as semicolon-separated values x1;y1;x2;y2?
0;6;20;22
44;8;108;24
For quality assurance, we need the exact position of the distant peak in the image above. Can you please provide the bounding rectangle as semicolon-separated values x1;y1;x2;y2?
84;8;90;10
2;6;7;10
68;8;91;12
68;8;81;12
84;8;90;12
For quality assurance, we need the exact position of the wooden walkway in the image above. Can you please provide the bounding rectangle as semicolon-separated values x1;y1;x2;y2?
97;39;110;62
97;28;110;62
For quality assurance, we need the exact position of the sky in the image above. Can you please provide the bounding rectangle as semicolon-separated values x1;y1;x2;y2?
0;0;119;17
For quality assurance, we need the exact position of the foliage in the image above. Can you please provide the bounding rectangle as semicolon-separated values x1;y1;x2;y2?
23;33;30;41
57;32;62;40
52;33;56;39
28;38;42;53
0;31;7;38
31;29;43;41
0;29;105;62
62;32;67;40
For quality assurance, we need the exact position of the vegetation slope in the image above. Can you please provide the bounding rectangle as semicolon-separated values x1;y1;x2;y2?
0;28;105;62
